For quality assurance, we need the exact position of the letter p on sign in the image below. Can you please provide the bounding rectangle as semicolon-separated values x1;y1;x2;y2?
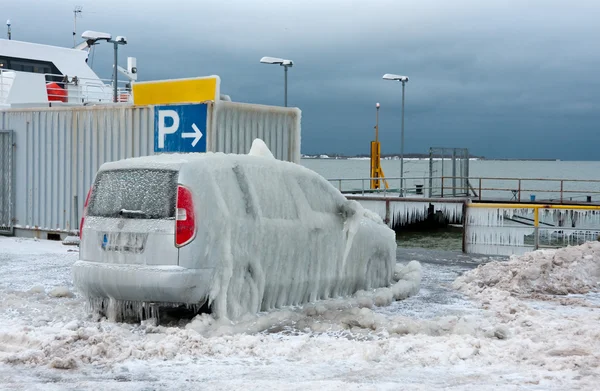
158;110;180;149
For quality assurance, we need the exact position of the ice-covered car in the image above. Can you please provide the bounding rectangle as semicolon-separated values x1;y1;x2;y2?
73;140;397;321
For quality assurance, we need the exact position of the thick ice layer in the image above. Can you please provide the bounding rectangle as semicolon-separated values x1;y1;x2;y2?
188;260;422;337
206;169;398;321
75;147;399;321
247;138;275;159
454;241;600;295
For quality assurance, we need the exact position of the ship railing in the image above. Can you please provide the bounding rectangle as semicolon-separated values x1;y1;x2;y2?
0;69;132;105
0;69;16;104
328;176;600;204
44;73;132;104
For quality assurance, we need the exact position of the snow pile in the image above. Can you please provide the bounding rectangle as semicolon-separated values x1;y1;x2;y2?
454;241;600;296
48;286;75;298
62;235;80;246
444;243;600;388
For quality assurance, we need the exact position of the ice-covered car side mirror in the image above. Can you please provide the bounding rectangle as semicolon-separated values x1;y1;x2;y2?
339;200;359;220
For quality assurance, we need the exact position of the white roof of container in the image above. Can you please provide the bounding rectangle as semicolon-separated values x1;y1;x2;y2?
0;38;101;81
99;140;282;172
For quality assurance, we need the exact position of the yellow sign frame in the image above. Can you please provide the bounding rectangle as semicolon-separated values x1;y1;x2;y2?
132;75;221;105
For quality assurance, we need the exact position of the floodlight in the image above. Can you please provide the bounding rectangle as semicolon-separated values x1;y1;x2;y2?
382;74;409;82
260;56;293;67
260;56;295;106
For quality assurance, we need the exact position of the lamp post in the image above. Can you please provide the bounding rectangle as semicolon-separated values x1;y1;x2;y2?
108;36;127;103
81;31;127;103
383;73;409;196
260;56;294;107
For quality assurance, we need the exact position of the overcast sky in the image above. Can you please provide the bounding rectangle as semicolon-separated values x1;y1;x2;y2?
4;0;600;159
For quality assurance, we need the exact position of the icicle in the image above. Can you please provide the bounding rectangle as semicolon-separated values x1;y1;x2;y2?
466;207;535;256
466;206;600;255
85;297;206;323
431;203;463;224
358;200;464;228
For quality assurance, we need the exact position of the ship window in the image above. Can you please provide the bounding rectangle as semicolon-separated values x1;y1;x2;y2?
11;60;52;74
0;56;61;77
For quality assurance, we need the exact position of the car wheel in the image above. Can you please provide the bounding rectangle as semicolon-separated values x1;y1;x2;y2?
365;251;388;289
225;261;265;320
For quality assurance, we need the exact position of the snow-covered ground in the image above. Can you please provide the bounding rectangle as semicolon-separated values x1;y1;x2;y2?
0;237;599;390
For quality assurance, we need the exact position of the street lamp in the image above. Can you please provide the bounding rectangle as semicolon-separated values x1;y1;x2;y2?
81;31;127;103
109;36;127;102
383;73;409;196
260;56;293;107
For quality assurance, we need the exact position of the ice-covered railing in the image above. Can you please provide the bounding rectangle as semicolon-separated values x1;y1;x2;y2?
465;203;600;256
328;175;600;203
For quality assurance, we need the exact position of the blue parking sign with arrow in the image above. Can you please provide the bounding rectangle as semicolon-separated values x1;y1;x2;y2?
154;103;207;153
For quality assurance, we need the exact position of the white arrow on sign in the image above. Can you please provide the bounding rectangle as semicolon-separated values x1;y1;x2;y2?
181;123;203;147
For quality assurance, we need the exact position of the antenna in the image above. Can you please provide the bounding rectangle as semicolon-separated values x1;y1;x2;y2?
6;19;11;40
73;6;83;47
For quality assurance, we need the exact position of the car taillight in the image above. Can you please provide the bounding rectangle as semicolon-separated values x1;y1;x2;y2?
176;185;196;247
79;186;92;238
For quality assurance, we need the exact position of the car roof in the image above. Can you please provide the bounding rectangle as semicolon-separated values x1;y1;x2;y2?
98;152;297;173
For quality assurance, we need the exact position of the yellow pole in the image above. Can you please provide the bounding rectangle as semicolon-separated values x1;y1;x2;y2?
370;102;389;190
370;141;378;189
371;103;381;189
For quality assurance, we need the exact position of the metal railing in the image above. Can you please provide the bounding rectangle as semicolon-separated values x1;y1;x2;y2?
328;176;600;204
0;69;132;105
328;176;433;197
0;70;15;104
454;176;600;203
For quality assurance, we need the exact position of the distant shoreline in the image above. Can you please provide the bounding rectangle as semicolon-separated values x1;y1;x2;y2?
301;155;560;162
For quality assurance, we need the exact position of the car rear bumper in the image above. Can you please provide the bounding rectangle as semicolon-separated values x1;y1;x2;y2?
72;260;213;304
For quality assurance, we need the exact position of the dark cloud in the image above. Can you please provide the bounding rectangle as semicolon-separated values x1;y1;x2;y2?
3;0;599;159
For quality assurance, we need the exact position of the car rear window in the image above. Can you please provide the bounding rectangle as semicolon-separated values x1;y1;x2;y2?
87;169;178;219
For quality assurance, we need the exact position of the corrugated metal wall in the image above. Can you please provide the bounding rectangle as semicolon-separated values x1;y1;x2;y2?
1;106;154;232
0;102;301;233
211;101;301;163
0;130;14;233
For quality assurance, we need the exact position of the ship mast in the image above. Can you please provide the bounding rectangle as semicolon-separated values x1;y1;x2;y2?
73;6;83;47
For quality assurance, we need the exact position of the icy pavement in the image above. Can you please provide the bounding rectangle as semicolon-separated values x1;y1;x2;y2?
0;237;599;390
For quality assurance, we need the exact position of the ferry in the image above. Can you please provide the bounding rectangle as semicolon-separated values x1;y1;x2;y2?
0;31;137;108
